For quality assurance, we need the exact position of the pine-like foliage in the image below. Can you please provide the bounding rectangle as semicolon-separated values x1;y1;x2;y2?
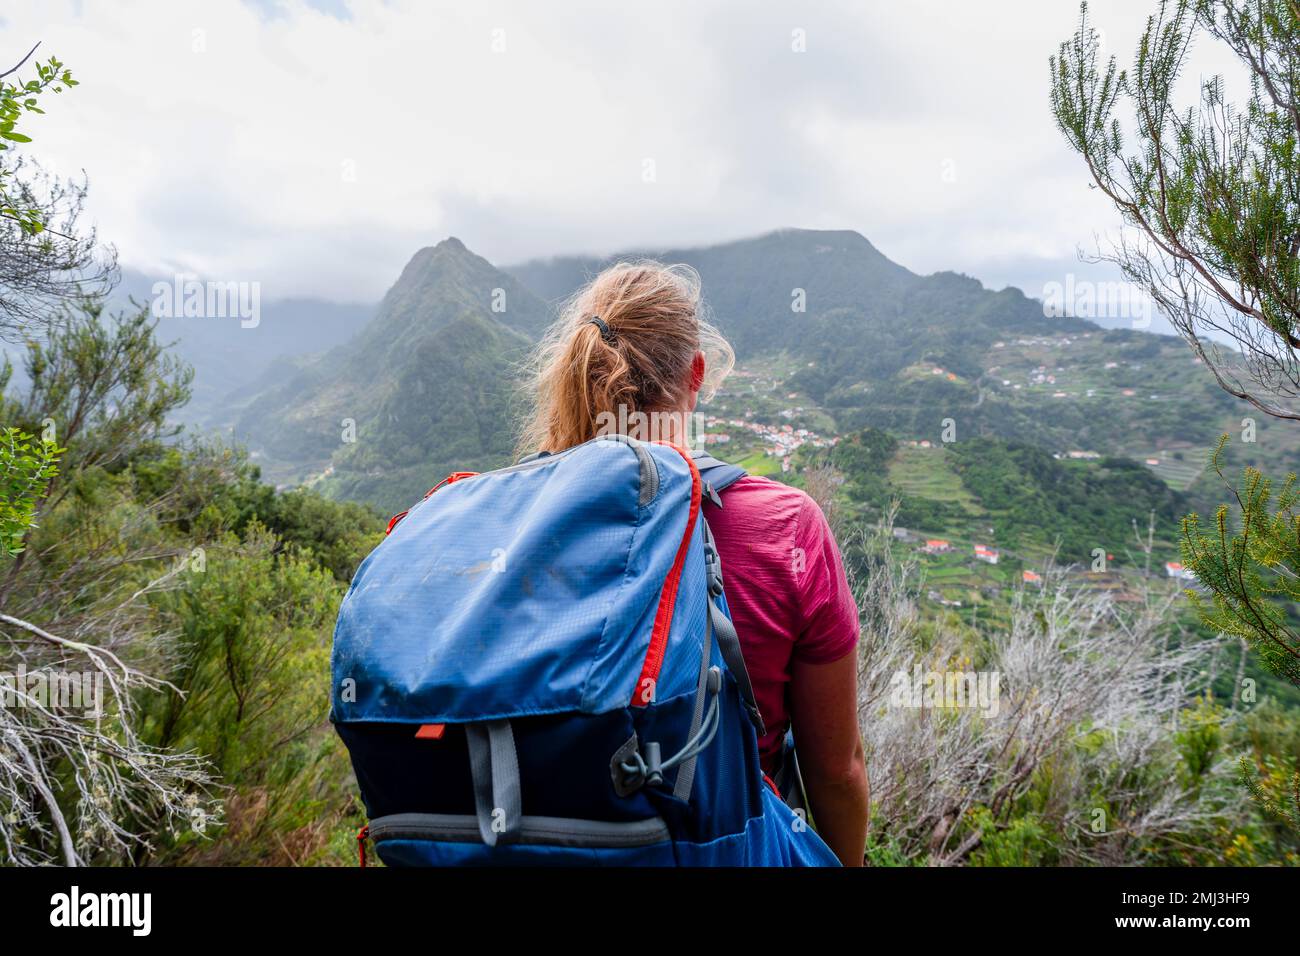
1181;438;1300;689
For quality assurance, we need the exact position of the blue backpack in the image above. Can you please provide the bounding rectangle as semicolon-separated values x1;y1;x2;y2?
330;436;840;866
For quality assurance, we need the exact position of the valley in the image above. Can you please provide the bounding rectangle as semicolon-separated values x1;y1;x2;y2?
215;228;1297;637
703;351;1194;618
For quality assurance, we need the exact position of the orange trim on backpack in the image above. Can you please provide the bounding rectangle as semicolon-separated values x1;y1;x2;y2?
386;471;479;536
356;824;370;867
414;723;446;740
423;471;479;499
631;442;701;707
762;773;781;798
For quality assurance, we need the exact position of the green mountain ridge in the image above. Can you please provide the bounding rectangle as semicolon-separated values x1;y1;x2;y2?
506;228;1078;363
230;229;1299;538
232;238;539;509
821;426;1188;566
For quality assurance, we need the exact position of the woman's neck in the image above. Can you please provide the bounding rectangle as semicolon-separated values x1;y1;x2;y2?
592;406;699;450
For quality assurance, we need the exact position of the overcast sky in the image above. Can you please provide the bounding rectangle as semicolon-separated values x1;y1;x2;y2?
0;0;1246;314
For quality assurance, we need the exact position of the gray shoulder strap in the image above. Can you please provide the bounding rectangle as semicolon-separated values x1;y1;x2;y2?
691;450;747;501
700;514;766;736
707;592;765;736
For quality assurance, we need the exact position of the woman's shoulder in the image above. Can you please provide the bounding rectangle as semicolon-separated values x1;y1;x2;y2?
711;475;829;541
719;473;807;505
724;474;821;506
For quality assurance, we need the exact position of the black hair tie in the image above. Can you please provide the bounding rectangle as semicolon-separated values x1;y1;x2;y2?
588;316;616;344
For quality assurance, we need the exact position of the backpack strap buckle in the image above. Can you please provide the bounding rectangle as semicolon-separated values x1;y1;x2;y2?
702;482;724;508
610;733;664;796
702;536;725;597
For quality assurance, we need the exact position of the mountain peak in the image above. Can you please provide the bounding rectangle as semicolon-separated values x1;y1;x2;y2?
375;236;549;346
404;235;474;269
748;227;898;264
766;226;875;245
434;236;468;253
392;237;492;292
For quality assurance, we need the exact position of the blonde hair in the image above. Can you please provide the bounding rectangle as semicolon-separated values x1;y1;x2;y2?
517;260;734;456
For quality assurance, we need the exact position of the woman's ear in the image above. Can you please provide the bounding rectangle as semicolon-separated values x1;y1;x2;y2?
690;350;706;394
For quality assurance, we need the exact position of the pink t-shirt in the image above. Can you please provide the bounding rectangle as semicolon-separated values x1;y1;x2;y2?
704;475;860;774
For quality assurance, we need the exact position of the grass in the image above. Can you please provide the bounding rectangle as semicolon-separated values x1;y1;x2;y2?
888;446;983;516
1136;450;1210;491
736;451;781;477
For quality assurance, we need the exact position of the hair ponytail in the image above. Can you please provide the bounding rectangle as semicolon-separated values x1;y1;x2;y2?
517;260;734;456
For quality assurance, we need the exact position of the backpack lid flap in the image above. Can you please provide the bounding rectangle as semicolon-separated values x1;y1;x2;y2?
331;438;708;724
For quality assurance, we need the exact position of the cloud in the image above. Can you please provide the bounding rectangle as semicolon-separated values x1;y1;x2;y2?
0;0;1247;305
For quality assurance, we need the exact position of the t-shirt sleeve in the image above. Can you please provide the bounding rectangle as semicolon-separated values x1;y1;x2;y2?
791;494;860;665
